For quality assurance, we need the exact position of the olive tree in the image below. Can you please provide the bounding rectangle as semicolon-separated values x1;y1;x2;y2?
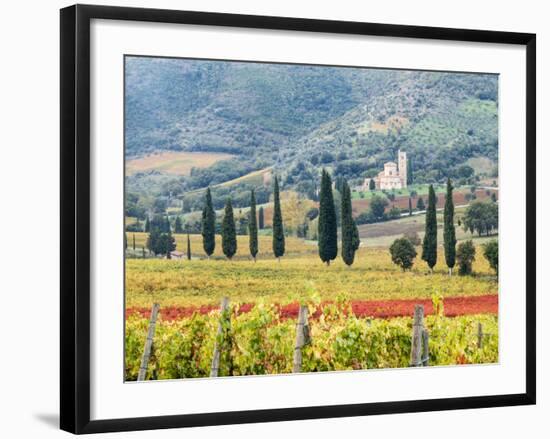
390;237;417;271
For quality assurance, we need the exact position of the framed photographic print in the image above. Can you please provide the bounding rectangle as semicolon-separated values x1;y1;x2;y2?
60;4;536;434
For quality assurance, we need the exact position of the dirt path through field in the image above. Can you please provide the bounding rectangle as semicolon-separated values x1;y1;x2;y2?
126;294;497;321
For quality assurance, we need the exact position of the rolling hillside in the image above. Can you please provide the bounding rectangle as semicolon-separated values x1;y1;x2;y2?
125;56;498;208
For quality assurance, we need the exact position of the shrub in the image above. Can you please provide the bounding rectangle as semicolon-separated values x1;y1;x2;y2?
388;206;401;220
457;240;476;275
483;240;498;274
355;211;374;225
370;195;389;220
389;237;417;271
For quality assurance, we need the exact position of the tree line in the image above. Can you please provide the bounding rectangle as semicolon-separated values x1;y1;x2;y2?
139;170;362;265
132;174;497;274
389;179;498;275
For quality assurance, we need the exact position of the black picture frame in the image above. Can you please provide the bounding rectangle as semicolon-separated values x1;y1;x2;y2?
60;4;536;434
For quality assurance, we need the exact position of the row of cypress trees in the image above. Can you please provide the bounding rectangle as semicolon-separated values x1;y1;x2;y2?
200;177;286;261
318;169;360;266
151;174;459;273
421;179;456;274
200;170;360;265
151;173;454;271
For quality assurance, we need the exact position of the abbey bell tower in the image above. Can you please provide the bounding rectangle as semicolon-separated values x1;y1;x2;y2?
398;150;407;188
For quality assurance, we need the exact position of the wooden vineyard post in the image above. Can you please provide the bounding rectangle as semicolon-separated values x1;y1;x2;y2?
410;304;424;367
421;328;429;366
292;305;310;373
210;297;230;377
137;303;160;381
477;322;484;349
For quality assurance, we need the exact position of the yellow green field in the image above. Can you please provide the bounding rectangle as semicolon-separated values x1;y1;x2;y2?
126;151;234;176
128;232;316;259
125;235;497;308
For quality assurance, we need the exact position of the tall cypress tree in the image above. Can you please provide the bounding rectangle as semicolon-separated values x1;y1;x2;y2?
408;197;413;216
186;233;191;260
369;179;376;191
318;169;338;266
421;184;438;273
272;176;285;261
341;181;358;266
144;216;150;232
221;198;237;260
164;217;176;258
443;178;457;275
201;188;216;259
132;233;136;251
249;190;258;262
258;206;264;230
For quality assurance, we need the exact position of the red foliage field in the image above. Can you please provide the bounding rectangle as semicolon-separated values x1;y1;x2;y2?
126;294;497;321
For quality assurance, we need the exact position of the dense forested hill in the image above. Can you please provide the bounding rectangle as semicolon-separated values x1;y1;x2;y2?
125;56;498;205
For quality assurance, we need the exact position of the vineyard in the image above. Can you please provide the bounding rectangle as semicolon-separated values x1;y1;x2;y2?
125;238;498;380
125;244;497;307
125;298;498;380
122;58;501;382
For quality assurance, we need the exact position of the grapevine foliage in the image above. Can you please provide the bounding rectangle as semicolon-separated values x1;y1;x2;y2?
125;300;498;380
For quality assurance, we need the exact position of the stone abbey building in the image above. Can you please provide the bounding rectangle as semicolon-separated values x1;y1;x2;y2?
361;150;408;190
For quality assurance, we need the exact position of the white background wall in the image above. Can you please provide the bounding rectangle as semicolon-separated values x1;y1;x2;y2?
0;0;546;437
